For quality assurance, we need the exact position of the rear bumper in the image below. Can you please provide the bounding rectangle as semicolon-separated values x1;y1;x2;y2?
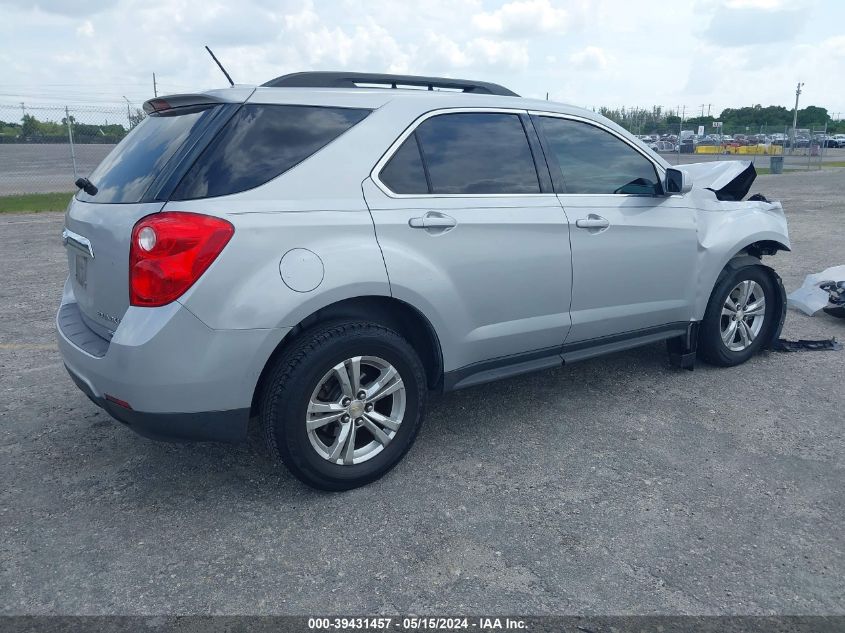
56;277;290;443
65;364;250;443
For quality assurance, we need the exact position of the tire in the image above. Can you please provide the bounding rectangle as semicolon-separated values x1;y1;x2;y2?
261;321;427;491
698;263;777;367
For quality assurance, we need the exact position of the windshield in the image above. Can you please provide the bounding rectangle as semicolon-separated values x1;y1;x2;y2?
76;105;219;204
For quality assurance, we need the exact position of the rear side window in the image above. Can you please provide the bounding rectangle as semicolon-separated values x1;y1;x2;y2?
77;105;218;204
536;116;661;195
405;112;540;195
172;104;370;200
379;133;429;194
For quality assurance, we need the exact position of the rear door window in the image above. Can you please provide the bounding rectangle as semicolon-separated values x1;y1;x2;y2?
172;104;371;200
76;105;219;204
413;112;541;195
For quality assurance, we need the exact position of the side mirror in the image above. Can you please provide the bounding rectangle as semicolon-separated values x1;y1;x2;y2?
665;168;693;195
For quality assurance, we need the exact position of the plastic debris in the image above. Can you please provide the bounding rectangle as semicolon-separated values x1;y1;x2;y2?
820;281;845;319
787;265;845;315
772;338;843;352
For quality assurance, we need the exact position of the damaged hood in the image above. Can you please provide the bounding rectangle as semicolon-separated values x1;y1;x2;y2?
678;160;756;201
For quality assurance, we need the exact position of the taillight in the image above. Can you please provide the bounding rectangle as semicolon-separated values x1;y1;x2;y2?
129;212;234;307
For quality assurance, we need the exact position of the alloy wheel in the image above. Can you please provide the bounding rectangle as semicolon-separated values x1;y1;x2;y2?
305;356;406;465
720;280;766;352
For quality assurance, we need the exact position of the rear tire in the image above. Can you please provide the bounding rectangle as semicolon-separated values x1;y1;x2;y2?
698;263;777;367
261;321;427;491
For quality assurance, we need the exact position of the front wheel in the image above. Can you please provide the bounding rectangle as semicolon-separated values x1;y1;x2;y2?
261;321;427;491
698;264;777;367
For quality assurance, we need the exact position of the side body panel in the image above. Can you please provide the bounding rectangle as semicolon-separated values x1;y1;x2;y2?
362;179;572;373
561;193;699;343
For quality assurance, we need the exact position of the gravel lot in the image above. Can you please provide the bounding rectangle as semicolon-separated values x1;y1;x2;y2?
1;169;843;615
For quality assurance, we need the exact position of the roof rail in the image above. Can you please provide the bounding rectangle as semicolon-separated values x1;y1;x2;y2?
261;71;519;97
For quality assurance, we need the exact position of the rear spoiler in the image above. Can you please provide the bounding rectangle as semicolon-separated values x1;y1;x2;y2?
142;87;255;114
142;94;227;114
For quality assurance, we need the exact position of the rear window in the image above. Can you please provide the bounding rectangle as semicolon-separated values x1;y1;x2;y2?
171;104;371;200
76;105;219;204
413;112;540;195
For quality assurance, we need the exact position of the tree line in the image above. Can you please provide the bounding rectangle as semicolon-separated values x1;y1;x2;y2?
1;103;841;143
597;104;842;135
0;109;144;144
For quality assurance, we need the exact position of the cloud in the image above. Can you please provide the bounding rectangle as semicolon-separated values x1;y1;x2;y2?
466;38;530;69
471;0;568;38
724;0;789;7
702;4;808;46
0;0;843;115
0;0;116;15
417;33;530;71
76;20;94;37
568;46;609;71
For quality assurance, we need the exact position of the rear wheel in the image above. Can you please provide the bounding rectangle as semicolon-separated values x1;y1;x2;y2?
261;321;426;491
698;264;776;367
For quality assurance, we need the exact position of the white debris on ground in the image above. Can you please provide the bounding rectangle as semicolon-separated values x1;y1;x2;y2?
788;265;845;315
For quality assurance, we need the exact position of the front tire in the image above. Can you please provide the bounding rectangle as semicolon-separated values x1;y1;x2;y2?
698;263;777;367
261;321;427;491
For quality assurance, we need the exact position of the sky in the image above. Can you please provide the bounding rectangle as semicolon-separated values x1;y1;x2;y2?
1;0;844;117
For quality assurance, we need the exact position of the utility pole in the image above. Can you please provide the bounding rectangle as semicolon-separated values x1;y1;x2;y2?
20;102;25;120
791;81;803;152
678;105;685;164
65;105;78;179
122;96;132;125
707;104;712;117
153;72;158;97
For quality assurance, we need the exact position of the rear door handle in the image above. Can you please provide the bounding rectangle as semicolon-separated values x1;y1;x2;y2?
575;215;610;230
408;212;457;231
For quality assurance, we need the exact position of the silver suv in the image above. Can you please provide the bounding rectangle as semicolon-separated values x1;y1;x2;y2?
57;72;790;490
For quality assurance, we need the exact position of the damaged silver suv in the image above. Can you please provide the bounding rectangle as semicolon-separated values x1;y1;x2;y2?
57;72;790;490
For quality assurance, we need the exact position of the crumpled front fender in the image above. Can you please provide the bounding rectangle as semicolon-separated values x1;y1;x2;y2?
691;194;790;320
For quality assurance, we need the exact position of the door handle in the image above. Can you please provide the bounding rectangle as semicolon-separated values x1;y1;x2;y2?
408;212;457;231
575;215;610;230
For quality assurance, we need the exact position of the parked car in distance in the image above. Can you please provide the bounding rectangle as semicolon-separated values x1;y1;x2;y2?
818;134;844;148
57;72;791;490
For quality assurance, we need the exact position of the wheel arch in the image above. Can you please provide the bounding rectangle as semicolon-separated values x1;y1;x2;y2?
700;249;787;351
695;233;789;319
250;295;444;416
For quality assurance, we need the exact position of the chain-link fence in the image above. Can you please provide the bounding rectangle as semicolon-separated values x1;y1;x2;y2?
597;106;844;172
659;122;835;172
0;103;145;196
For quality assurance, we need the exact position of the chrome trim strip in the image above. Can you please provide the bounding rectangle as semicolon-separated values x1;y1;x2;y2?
370;106;667;200
62;228;95;259
370;107;557;199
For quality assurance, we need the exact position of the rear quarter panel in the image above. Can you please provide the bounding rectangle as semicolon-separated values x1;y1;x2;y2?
165;96;404;330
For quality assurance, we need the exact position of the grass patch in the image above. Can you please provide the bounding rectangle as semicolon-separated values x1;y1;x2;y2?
0;192;74;214
822;161;845;168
